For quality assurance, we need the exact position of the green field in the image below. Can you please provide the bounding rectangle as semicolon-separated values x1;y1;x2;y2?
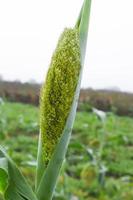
0;102;133;200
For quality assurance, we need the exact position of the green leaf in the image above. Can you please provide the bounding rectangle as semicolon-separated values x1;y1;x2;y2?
35;134;45;191
0;146;38;200
36;0;92;199
78;0;92;65
0;158;8;194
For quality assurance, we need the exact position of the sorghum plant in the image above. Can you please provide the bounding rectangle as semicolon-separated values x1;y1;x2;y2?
0;0;91;199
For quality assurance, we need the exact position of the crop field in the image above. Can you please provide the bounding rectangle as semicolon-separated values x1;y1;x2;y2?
0;102;133;200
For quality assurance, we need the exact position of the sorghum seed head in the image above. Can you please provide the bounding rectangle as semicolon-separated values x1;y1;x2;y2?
40;28;81;164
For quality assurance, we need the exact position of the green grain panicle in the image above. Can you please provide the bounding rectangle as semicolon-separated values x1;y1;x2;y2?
40;28;81;164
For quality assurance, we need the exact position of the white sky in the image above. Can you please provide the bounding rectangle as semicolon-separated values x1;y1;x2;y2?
0;0;133;92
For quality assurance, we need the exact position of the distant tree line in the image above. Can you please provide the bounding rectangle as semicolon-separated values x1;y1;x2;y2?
0;80;133;117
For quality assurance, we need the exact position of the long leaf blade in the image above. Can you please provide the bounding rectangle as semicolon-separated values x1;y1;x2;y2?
0;146;38;200
78;0;92;65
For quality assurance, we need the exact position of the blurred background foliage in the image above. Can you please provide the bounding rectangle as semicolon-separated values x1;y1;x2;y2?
0;80;133;200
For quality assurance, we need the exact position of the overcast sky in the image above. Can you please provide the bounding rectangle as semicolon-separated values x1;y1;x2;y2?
0;0;133;92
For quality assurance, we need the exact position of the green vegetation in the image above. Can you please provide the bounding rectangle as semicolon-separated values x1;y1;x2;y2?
0;101;133;199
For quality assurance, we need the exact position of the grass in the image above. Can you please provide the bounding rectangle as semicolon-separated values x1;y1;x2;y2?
0;101;133;199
